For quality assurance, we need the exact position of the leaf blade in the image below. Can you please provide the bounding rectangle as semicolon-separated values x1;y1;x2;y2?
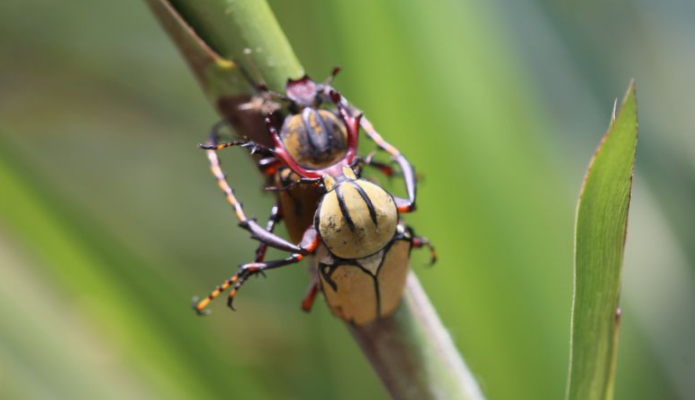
567;81;638;400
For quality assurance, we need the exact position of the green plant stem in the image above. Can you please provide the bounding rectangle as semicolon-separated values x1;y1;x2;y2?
145;1;485;399
168;0;303;90
352;273;486;400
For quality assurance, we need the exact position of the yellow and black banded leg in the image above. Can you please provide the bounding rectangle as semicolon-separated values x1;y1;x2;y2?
203;119;276;158
192;274;242;315
192;203;285;315
354;114;417;213
327;91;401;157
199;139;275;157
203;140;309;254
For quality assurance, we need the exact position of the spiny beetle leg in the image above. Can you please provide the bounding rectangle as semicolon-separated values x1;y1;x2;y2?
192;273;245;315
228;252;317;310
199;140;275;158
253;203;283;267
204;139;316;255
225;227;320;310
264;177;321;192
208;119;232;144
193;203;285;315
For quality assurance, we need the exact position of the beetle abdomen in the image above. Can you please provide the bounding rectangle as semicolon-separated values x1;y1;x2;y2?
281;108;347;170
317;180;398;259
318;235;411;326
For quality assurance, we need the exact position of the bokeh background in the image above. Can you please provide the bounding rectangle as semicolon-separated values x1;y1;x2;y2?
1;0;693;399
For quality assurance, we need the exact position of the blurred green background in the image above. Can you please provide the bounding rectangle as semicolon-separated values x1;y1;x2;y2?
1;0;693;399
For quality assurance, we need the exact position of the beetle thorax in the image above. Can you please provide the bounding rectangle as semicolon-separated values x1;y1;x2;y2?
280;108;348;170
316;178;398;259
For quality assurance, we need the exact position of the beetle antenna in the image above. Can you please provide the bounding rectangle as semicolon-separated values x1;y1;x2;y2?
324;66;342;86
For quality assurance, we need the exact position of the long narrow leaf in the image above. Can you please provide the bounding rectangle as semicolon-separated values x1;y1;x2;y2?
566;81;638;400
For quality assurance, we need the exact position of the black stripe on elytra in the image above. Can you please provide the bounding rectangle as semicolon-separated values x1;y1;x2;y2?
372;274;382;318
350;181;378;226
320;260;381;318
335;185;356;231
302;108;329;153
319;263;339;292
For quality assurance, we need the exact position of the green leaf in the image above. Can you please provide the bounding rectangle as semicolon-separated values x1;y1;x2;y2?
566;81;638;400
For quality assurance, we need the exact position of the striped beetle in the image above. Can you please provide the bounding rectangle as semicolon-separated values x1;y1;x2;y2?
193;78;435;325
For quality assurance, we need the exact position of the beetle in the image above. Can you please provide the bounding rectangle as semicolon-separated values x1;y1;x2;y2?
210;69;397;243
198;70;405;309
192;91;435;325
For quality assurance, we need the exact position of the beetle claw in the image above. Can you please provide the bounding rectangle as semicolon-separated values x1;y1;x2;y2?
191;296;212;316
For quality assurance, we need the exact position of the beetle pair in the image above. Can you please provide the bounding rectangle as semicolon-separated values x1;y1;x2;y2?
192;71;435;325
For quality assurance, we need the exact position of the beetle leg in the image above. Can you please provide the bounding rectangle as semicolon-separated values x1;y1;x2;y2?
192;274;242;315
265;177;321;192
327;91;402;157
390;154;417;213
411;235;438;266
253;203;283;263
224;255;303;311
300;275;321;312
326;90;419;211
362;158;425;184
192;202;285;315
359;115;402;157
203;119;276;156
199;139;275;158
203;137;318;254
226;229;321;310
360;152;398;178
360;152;418;213
258;157;281;176
207;118;232;144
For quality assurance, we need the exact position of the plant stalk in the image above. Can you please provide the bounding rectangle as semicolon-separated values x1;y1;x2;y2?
145;1;485;399
352;273;485;400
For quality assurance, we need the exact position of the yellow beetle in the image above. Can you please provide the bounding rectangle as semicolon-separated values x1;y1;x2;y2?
193;78;435;325
313;167;434;325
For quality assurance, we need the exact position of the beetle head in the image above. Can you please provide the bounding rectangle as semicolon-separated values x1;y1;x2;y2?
286;75;320;108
